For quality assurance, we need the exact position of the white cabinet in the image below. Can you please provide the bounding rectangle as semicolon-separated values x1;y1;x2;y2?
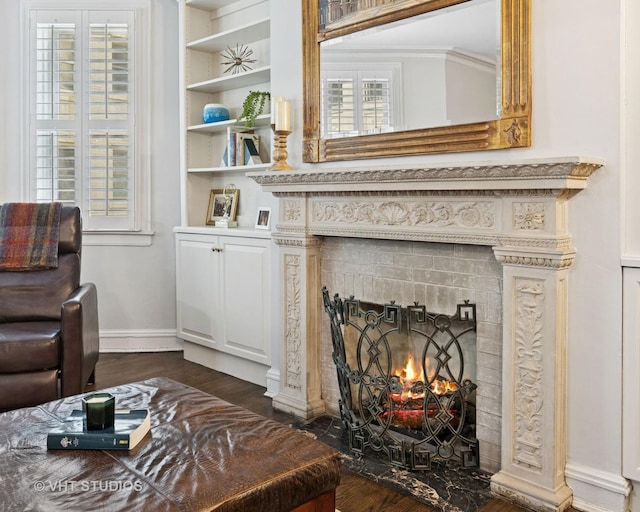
175;228;272;386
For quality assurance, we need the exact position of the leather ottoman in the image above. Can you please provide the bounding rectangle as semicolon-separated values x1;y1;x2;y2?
0;377;341;511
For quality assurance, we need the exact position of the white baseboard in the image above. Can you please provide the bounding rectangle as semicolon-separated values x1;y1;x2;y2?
183;341;269;387
98;329;183;353
264;367;280;398
566;463;631;512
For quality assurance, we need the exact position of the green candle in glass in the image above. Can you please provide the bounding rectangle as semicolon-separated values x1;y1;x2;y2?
82;393;115;431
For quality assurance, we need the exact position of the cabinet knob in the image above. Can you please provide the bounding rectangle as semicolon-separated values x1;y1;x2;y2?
211;247;223;253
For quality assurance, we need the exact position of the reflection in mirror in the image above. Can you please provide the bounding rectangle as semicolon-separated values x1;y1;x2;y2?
320;0;500;138
302;0;531;163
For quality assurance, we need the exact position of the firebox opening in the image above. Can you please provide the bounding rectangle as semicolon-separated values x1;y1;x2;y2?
323;287;479;470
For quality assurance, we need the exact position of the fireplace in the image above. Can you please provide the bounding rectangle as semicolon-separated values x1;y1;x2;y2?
323;288;479;470
249;156;603;511
319;236;504;471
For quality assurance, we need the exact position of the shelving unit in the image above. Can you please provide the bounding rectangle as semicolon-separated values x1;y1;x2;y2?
186;17;270;53
180;0;272;227
188;163;270;173
187;113;270;133
177;0;274;387
186;66;271;94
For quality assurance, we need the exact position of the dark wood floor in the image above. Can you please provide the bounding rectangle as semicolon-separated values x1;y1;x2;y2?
88;352;570;512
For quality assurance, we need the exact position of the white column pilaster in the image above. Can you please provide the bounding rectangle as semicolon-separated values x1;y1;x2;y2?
271;194;325;419
489;246;574;511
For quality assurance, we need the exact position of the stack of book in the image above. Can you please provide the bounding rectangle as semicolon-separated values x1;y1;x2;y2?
222;128;262;167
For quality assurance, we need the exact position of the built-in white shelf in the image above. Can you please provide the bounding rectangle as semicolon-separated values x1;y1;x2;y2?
187;18;270;53
174;225;272;239
185;0;228;10
187;66;270;93
188;163;271;173
187;114;271;133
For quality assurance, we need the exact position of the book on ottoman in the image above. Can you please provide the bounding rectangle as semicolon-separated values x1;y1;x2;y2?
47;409;151;450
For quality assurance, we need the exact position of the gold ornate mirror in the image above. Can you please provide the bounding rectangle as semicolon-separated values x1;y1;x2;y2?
302;0;531;162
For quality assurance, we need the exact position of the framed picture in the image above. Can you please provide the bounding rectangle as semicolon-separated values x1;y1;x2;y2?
255;207;271;230
206;189;239;225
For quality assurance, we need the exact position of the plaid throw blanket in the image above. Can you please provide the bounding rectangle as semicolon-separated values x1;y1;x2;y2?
0;202;63;271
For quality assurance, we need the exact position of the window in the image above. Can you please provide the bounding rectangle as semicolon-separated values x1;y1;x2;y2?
321;64;399;138
24;1;151;238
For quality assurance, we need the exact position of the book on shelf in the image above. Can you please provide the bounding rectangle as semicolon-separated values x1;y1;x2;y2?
237;133;262;165
221;130;263;167
227;127;237;166
47;409;151;451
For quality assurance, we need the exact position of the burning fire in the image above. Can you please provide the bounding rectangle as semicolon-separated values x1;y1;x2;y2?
393;355;459;398
384;354;461;429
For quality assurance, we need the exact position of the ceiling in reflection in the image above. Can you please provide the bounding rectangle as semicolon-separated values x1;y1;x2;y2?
322;0;499;61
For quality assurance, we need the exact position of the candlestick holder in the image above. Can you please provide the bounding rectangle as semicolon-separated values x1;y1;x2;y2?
270;127;293;171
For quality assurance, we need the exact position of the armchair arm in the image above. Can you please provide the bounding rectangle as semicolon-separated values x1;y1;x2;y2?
60;283;100;397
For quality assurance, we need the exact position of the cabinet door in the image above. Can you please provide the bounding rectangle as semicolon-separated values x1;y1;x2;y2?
176;236;220;347
217;236;271;365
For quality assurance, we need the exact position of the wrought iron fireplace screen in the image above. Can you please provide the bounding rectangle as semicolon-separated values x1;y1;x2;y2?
322;287;479;470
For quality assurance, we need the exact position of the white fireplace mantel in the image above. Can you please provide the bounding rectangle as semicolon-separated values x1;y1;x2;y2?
249;156;604;512
249;156;601;193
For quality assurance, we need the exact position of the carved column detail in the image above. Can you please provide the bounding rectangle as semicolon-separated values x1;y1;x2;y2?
284;254;302;391
491;253;573;512
513;279;544;471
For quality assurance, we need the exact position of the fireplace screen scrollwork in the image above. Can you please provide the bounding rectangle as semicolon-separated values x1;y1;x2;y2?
322;287;479;470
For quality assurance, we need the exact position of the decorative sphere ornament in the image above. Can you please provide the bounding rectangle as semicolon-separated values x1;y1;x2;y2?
202;103;230;124
220;44;257;75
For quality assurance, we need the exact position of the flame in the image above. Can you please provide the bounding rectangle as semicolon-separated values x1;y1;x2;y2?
393;355;458;397
400;354;423;383
431;377;458;395
386;354;461;428
392;355;424;401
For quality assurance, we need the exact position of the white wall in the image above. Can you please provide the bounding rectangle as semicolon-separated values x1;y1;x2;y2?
272;0;630;510
0;0;182;352
0;0;633;508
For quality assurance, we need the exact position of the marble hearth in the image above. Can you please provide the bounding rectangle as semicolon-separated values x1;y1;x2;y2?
249;156;603;512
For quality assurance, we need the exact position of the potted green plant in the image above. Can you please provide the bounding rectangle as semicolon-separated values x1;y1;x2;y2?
235;91;270;129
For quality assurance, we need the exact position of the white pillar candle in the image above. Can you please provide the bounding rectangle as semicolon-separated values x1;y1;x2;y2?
276;100;290;131
271;96;284;125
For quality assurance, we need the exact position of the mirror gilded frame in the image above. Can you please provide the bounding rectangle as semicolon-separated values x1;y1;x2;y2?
302;0;531;162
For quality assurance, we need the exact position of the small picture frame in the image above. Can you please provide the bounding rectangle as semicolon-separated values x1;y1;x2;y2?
255;207;271;230
206;189;239;225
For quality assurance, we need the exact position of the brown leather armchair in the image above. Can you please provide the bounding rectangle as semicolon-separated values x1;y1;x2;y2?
0;206;99;411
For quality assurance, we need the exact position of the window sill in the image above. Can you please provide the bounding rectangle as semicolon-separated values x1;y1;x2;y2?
83;230;155;247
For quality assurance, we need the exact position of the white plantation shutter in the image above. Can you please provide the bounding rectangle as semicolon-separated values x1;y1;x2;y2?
35;130;76;202
86;16;134;227
321;67;396;138
36;23;75;121
34;18;78;203
89;23;129;121
325;78;356;135
88;130;130;217
29;8;140;232
361;78;391;132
